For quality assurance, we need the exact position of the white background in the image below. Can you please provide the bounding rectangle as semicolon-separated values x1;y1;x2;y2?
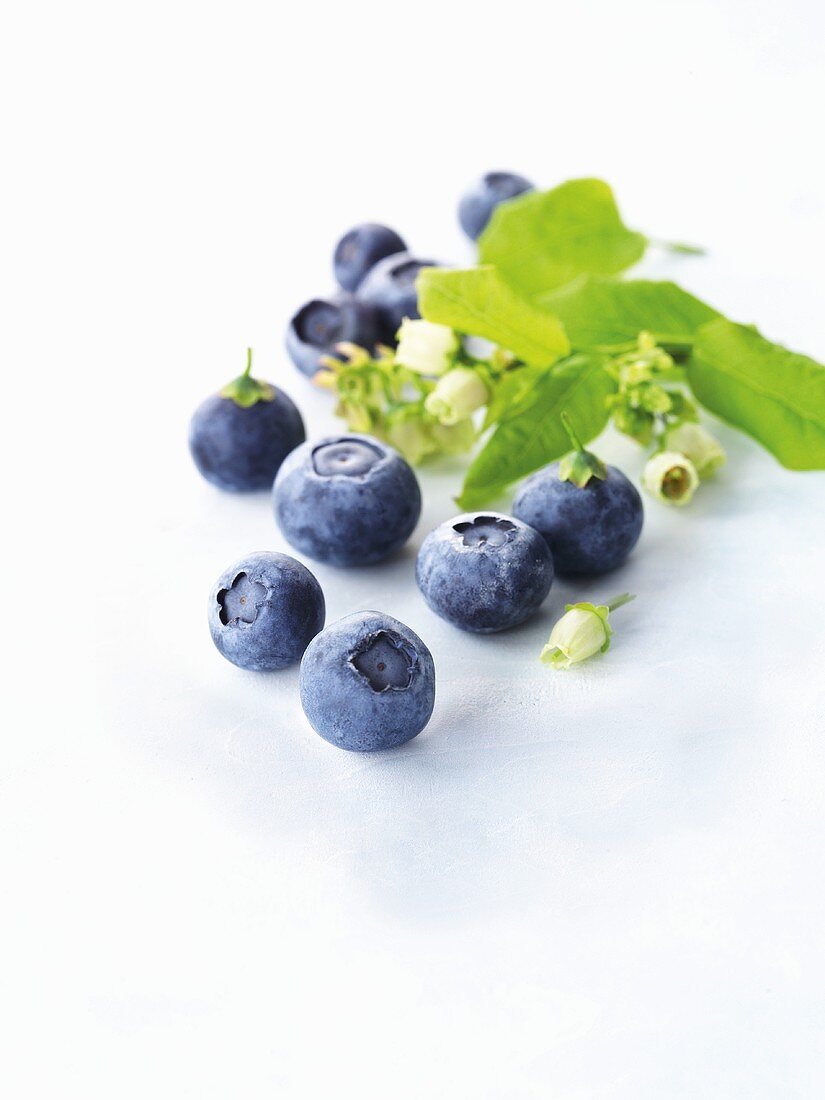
3;1;825;1096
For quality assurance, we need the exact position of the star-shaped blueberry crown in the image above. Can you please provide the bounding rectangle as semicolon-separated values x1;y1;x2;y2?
351;631;416;692
217;572;267;626
452;515;516;548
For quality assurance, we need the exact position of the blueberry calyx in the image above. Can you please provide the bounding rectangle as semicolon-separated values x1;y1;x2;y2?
452;515;516;548
557;412;608;489
217;571;268;626
311;438;383;478
349;630;416;693
219;348;276;408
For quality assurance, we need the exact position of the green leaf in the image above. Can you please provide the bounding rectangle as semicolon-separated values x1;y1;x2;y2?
541;276;721;350
457;354;617;509
417;265;570;366
482;364;544;429
479;179;647;298
689;319;825;470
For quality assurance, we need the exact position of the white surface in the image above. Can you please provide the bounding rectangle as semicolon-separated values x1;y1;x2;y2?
3;1;825;1096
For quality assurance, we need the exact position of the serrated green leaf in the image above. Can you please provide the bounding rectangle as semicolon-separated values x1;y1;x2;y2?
417;265;570;366
479;179;647;299
541;276;721;350
689;319;825;469
457;354;617;509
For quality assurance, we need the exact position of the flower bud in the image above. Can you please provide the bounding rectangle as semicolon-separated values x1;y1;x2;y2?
540;594;634;669
642;450;699;506
663;422;726;478
394;319;459;377
635;382;673;415
313;367;338;390
541;603;611;668
611;401;655;445
425;367;490;426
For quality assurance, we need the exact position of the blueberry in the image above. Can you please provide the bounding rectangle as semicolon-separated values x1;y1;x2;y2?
285;294;379;378
300;611;435;751
208;551;325;671
333;223;407;292
416;512;554;633
189;349;305;492
512;463;644;576
356;251;439;345
273;434;421;566
458;171;534;241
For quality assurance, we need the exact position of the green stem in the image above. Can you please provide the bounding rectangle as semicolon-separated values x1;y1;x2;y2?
558;412;607;487
650;238;706;257
606;593;636;613
559;411;583;453
588;341;638;355
219;347;274;407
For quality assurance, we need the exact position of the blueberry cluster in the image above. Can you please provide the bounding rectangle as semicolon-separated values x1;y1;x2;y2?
287;226;439;377
284;170;536;378
203;428;435;751
190;171;645;753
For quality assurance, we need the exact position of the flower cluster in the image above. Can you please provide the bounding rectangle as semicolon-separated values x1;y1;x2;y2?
606;331;694;446
604;333;726;506
318;323;726;509
641;413;727;507
315;320;493;465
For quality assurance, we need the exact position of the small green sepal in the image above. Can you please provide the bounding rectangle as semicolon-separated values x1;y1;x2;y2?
220;348;276;408
558;412;608;488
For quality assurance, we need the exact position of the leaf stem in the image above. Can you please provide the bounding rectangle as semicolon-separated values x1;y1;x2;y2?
585;336;695;357
244;347;253;378
606;593;636;613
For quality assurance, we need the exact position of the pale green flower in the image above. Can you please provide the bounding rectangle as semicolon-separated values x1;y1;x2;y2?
394;319;459;377
663;422;726;478
386;411;436;465
428;417;477;455
540;594;635;669
424;367;490;426
642;450;700;506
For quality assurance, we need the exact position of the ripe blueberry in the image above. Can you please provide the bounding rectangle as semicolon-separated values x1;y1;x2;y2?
333;223;407;292
356;251;439;345
273;434;422;566
416;512;554;633
458;171;534;241
285;295;379;378
208;551;325;671
512;463;644;576
189;349;305;492
300;611;435;751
